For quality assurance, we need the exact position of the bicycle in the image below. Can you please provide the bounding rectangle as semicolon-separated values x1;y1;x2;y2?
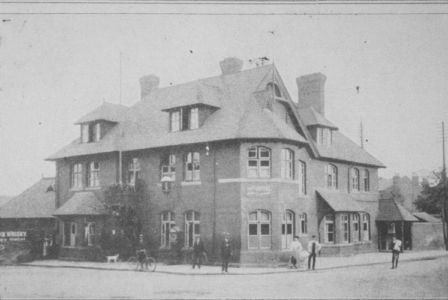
185;251;208;265
128;251;156;272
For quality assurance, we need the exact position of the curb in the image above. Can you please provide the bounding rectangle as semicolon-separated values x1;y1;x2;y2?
18;253;447;276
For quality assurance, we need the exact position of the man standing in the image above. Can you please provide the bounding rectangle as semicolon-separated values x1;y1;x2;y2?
192;236;205;269
289;236;303;269
307;235;321;270
221;232;232;273
391;235;402;269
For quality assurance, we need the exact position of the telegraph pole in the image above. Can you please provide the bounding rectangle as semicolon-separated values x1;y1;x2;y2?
442;122;448;250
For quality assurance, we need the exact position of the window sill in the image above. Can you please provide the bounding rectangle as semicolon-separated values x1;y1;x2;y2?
181;181;201;186
85;187;101;190
69;188;84;192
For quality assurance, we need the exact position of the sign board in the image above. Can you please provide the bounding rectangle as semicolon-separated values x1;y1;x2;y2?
247;185;272;197
0;231;27;242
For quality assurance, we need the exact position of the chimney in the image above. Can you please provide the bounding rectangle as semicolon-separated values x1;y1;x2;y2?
393;173;400;186
219;57;243;76
296;73;326;115
411;172;419;187
139;75;160;99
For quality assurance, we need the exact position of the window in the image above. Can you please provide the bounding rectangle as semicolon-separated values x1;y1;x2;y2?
266;82;282;97
353;214;360;242
161;154;176;180
161;211;176;248
248;210;271;249
342;214;350;243
128;158;140;186
325;165;337;189
316;128;332;146
364;170;370;191
300;213;307;235
87;162;100;188
352;168;360;191
94;123;101;142
281;211;294;249
324;215;334;243
64;222;77;246
362;214;370;241
170;107;199;132
185;152;200;181
281;149;294;180
84;223;96;246
185;211;200;248
71;163;83;189
81;125;89;143
247;147;271;178
299;161;306;195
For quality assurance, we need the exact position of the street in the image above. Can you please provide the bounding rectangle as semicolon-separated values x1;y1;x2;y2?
1;256;447;299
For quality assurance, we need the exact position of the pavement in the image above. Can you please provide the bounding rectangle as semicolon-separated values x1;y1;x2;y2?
21;250;448;275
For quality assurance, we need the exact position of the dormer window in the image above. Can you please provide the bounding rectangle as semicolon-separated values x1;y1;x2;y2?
170;107;199;132
316;127;332;146
266;82;282;98
81;123;101;143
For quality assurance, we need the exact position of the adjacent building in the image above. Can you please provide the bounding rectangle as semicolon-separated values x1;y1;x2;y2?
47;58;385;264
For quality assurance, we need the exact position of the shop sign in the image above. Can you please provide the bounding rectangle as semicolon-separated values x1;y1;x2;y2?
247;185;272;197
0;231;27;242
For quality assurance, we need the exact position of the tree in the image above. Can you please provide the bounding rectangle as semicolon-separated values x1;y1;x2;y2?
413;178;445;215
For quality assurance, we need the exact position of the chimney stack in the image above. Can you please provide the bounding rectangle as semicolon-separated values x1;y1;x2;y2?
139;75;160;99
296;73;326;116
219;57;243;76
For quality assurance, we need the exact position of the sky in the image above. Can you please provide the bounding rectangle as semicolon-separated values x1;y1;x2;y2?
0;2;447;196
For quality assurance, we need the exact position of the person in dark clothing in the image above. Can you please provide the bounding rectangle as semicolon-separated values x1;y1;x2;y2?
307;235;321;270
391;235;402;269
192;236;205;269
221;232;232;273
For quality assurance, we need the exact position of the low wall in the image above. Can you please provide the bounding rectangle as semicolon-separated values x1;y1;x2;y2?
412;223;444;250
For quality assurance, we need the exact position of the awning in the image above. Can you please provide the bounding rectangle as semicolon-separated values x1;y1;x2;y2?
376;199;419;222
316;189;364;212
53;192;107;216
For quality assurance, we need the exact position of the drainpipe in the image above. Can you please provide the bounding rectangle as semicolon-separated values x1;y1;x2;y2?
212;143;217;260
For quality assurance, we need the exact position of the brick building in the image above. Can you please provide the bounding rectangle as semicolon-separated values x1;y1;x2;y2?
47;58;385;264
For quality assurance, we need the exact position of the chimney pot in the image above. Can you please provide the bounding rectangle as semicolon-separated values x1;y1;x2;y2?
219;57;243;76
296;73;326;115
139;75;160;99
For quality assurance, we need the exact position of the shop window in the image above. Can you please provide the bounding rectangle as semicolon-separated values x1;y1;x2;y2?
71;163;83;189
128;158;140;186
299;161;306;195
364;170;370;192
247;147;271;178
248;210;271;249
353;214;360;242
185;152;200;181
281;210;294;249
324;215;334;243
362;214;370;241
161;211;175;248
352;168;360;191
300;213;307;235
84;223;96;246
87;162;100;188
185;211;200;248
342;214;350;243
281;149;294;180
325;164;338;189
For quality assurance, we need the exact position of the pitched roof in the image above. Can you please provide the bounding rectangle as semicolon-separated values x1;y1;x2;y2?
75;102;129;124
0;178;55;219
413;212;442;223
377;199;419;222
53;192;107;216
316;189;364;212
47;64;308;160
298;107;338;129
0;196;13;208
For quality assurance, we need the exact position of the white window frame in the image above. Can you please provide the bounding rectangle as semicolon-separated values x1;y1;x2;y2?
189;107;199;129
362;213;370;241
81;124;89;143
299;161;306;195
352;168;360;191
127;158;141;186
281;211;294;249
324;215;334;244
247;147;271;179
353;214;360;242
94;123;101;142
161;154;176;180
300;213;308;235
71;163;83;189
87;162;100;188
364;170;370;192
325;165;338;189
84;222;96;246
342;214;350;243
281;149;294;180
170;111;181;132
185;211;200;248
248;210;271;249
161;211;175;248
185;152;200;181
